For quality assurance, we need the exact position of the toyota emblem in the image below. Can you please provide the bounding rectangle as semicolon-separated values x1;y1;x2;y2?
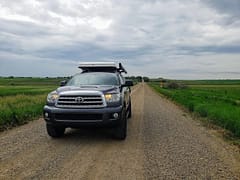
75;97;84;103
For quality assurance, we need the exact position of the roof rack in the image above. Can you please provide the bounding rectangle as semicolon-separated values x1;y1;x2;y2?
78;62;127;74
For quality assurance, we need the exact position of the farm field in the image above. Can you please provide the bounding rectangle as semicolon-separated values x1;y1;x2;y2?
0;77;64;130
149;80;240;137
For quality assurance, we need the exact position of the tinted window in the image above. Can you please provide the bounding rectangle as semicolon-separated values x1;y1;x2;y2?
67;73;120;86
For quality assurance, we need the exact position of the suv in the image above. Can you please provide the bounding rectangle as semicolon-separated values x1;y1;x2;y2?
43;62;133;140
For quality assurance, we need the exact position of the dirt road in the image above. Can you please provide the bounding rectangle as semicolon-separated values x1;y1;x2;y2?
0;83;239;179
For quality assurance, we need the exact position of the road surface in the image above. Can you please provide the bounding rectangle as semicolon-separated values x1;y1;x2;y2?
0;83;239;179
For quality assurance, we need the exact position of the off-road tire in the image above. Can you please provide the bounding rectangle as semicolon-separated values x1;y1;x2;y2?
46;124;65;138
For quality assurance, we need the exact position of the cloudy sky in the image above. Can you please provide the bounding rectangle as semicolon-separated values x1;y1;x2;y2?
0;0;240;79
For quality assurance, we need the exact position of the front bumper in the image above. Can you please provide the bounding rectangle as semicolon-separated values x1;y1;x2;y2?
43;105;123;127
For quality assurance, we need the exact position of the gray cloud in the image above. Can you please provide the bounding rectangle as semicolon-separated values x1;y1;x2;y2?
176;44;240;56
0;0;240;79
203;0;240;18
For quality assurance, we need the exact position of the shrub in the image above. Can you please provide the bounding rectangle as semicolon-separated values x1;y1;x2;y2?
164;82;187;89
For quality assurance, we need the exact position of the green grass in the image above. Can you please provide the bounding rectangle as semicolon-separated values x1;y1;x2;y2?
0;77;63;130
0;77;65;86
0;94;46;129
149;82;240;137
0;86;56;96
167;79;240;85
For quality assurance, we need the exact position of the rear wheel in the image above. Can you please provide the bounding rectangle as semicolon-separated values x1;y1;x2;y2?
46;124;65;138
113;108;127;140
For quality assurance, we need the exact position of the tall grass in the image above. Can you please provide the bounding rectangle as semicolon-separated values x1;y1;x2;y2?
0;77;63;130
149;83;240;137
0;94;46;130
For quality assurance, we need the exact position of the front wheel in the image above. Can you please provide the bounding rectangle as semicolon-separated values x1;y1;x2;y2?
46;124;65;138
113;108;127;140
127;101;132;118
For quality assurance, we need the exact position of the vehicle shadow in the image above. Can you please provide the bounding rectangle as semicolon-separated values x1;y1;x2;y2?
56;127;116;142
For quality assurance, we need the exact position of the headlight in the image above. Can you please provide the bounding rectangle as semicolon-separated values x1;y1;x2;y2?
47;91;59;103
104;93;120;103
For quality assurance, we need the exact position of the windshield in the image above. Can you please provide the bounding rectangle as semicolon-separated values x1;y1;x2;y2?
66;73;120;86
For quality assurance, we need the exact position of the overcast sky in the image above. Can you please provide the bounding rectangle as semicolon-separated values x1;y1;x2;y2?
0;0;240;79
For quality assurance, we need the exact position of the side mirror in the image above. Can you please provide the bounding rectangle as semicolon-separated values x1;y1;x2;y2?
122;80;133;87
60;80;67;86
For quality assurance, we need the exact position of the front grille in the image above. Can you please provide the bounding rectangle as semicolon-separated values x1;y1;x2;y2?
56;94;104;108
55;113;102;121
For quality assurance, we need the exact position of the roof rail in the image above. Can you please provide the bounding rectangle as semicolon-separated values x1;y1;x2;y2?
118;63;127;73
78;62;127;74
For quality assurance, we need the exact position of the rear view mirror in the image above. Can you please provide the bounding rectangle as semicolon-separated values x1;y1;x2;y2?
60;80;67;86
123;80;133;87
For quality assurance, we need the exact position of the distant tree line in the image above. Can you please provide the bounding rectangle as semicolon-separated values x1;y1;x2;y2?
125;76;150;82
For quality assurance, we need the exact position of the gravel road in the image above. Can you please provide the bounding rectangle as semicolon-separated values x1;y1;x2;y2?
0;83;239;179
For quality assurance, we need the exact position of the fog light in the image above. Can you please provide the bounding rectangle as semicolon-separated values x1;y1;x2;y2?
45;112;49;118
113;113;119;119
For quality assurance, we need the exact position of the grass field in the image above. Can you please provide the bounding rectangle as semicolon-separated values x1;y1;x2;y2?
149;80;240;137
0;77;63;130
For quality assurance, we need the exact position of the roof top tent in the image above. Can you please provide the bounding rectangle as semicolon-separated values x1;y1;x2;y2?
78;62;127;74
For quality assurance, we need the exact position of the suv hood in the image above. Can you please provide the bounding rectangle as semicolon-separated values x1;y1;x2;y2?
56;85;119;95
